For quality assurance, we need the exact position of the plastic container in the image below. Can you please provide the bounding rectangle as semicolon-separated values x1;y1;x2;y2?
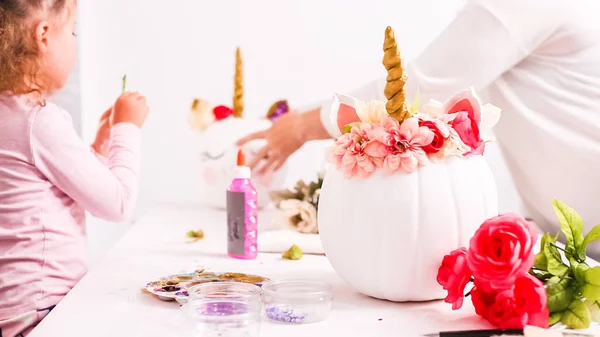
226;149;258;260
184;282;262;337
261;280;333;324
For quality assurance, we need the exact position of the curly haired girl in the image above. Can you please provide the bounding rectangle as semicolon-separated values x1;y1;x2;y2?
0;1;149;335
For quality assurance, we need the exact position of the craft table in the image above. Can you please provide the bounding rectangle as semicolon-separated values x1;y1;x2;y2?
25;205;583;337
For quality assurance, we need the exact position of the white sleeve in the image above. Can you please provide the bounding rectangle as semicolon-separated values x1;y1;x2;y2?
318;0;567;138
405;0;568;102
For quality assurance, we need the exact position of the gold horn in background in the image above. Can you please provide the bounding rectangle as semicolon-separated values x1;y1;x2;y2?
233;47;244;118
383;26;410;123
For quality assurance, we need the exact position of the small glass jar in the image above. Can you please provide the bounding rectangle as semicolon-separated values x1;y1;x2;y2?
184;282;262;337
261;280;333;324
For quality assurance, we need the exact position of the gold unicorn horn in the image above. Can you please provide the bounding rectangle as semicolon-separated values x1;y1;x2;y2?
383;26;410;122
233;47;244;118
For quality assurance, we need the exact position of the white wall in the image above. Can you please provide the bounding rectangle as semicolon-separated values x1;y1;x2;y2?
78;0;524;265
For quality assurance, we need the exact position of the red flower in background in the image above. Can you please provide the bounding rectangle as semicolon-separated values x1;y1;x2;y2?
213;105;233;121
436;248;472;310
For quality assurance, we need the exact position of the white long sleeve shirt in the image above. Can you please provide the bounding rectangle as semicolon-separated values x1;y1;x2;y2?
319;0;600;256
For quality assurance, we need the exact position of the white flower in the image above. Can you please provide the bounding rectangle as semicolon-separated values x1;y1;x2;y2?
479;103;502;142
189;99;215;131
278;199;318;234
422;99;444;118
355;100;387;124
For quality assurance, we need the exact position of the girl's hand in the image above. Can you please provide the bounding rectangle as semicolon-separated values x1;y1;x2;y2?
91;106;113;157
111;92;150;128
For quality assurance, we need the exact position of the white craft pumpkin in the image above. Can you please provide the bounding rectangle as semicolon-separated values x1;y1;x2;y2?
318;155;497;301
193;116;288;209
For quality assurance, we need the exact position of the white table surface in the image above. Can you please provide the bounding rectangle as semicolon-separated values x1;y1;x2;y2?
29;205;520;337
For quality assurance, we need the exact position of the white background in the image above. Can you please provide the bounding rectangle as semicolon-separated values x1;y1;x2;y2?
70;0;524;266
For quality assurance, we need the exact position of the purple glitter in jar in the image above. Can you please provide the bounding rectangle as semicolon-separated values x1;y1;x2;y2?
265;306;307;323
196;301;249;316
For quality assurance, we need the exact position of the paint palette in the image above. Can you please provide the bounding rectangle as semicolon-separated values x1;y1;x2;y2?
144;270;269;304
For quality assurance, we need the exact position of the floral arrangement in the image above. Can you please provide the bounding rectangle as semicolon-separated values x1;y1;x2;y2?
437;200;600;330
189;48;289;131
326;27;500;179
269;172;324;234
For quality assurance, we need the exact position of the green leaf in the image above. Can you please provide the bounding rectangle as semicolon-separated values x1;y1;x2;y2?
560;299;591;329
534;233;554;270
549;311;564;326
552;199;585;261
409;88;420;115
586;301;600;322
582;266;600;302
583;224;600;254
546;276;577;312
544;235;569;276
572;259;589;285
121;74;127;94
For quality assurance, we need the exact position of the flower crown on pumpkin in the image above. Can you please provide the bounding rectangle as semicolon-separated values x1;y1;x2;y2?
189;47;290;131
325;26;502;179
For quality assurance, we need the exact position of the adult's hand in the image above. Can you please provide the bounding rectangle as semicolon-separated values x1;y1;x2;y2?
236;112;306;175
236;108;331;175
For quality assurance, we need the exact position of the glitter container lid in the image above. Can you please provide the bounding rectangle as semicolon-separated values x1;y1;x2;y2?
261;280;333;324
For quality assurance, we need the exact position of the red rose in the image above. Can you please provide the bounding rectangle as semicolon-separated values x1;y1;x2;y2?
437;248;472;310
514;274;549;328
467;213;537;291
213;105;233;120
470;281;498;320
451;111;484;155
485;275;549;329
487;289;529;329
419;119;447;154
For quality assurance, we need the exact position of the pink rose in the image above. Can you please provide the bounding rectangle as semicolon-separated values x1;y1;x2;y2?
470;281;498;320
451;111;484;155
444;89;485;155
419;119;448;154
436;248;472;310
466;213;537;291
486;275;549;329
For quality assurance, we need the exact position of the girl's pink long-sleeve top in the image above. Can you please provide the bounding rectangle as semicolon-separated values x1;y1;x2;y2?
0;95;141;319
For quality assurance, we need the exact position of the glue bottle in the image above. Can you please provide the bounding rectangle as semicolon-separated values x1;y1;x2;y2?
226;149;258;259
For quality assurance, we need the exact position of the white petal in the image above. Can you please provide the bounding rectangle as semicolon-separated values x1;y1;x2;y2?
481;103;501;129
422;99;444;118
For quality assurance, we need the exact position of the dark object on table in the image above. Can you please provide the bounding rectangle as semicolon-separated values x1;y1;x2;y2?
423;329;523;337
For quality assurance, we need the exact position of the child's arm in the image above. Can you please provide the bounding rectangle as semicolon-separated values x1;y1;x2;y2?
30;104;141;222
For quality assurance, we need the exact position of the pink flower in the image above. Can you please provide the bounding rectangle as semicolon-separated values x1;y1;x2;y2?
367;117;434;174
419;118;450;154
484;275;549;329
466;213;538;291
329;123;384;178
444;89;485;155
436;248;472;310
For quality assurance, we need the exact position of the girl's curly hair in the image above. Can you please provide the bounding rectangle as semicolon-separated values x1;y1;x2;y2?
0;0;68;96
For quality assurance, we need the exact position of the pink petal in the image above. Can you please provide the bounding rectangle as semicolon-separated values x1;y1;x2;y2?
380;116;399;129
412;126;435;146
384;154;401;173
364;141;390;158
399;118;419;139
